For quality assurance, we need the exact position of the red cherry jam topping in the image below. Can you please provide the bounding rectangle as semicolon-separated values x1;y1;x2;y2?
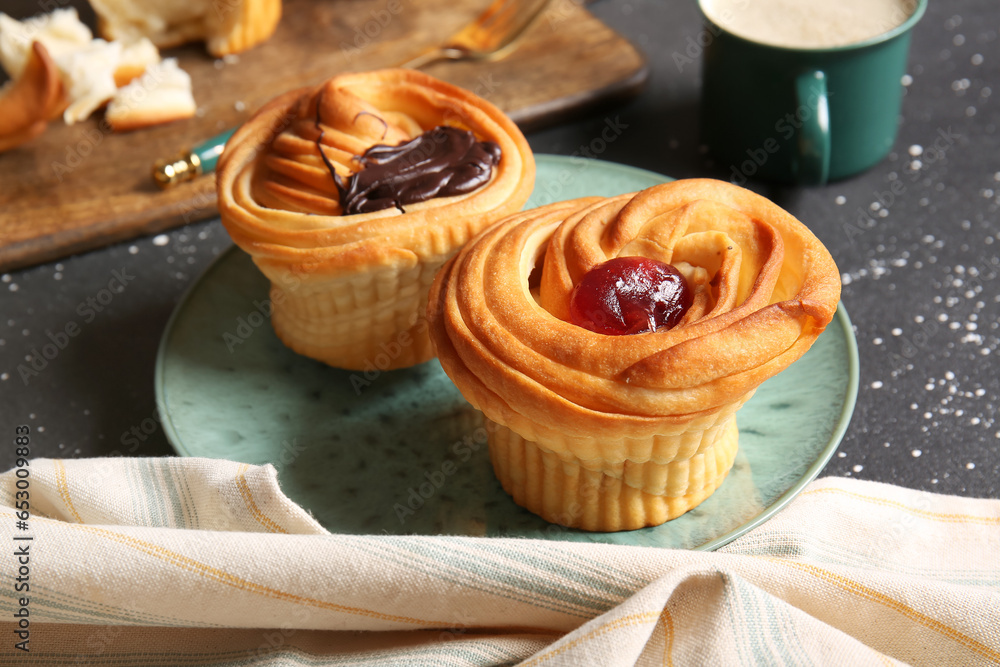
569;257;692;335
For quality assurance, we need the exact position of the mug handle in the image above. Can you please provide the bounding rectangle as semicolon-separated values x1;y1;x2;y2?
794;70;831;185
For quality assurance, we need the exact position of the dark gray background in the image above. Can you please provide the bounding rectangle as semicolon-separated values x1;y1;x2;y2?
1;0;997;497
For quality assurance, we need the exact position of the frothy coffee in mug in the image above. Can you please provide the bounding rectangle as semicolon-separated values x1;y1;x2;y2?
703;0;917;49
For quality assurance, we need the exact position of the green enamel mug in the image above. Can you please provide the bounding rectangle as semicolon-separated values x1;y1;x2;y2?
698;0;927;185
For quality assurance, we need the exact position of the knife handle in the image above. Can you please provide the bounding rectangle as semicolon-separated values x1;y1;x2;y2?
152;127;236;189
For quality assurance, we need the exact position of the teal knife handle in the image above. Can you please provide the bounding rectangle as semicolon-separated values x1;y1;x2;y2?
193;127;237;175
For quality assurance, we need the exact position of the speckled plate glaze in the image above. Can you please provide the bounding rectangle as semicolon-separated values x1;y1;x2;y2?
156;155;859;550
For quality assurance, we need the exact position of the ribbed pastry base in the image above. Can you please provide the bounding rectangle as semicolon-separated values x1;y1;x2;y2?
266;259;440;371
488;416;739;532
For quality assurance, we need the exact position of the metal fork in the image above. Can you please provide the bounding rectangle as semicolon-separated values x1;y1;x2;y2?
154;0;554;187
401;0;554;69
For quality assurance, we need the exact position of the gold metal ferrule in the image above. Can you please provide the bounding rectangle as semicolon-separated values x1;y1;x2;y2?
152;151;202;189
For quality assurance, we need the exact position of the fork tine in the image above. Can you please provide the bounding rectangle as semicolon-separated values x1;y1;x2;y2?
400;0;552;69
468;0;551;52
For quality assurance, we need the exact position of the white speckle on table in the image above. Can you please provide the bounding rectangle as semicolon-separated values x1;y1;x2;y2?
910;403;918;409
972;53;983;65
153;234;170;246
911;159;923;171
871;380;884;389
908;144;923;156
837;451;846;458
938;313;949;322
892;327;903;336
0;373;8;381
912;449;923;457
966;462;976;469
21;329;28;336
8;284;17;292
835;195;846;205
235;100;246;112
884;442;891;448
870;201;882;211
129;245;139;254
853;465;864;473
53;273;62;281
901;74;913;86
952;78;970;92
932;478;939;484
967;106;977;117
953;34;965;46
873;337;884;345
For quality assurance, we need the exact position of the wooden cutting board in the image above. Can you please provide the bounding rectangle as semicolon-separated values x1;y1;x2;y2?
0;0;646;271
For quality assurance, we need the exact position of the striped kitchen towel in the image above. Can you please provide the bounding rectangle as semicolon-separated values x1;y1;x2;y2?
0;457;998;666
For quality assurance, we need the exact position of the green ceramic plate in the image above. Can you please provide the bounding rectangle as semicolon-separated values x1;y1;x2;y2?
156;155;859;550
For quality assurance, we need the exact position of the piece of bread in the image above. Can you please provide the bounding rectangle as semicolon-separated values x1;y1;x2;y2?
58;37;121;124
89;0;282;57
106;58;195;131
0;10;170;125
0;8;92;79
114;37;160;87
216;69;535;371
427;180;842;531
0;41;64;152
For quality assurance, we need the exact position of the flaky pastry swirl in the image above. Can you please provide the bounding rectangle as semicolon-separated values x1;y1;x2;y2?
430;179;841;463
219;69;533;270
217;69;534;370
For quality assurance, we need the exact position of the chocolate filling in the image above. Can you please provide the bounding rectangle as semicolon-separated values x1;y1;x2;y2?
321;125;501;215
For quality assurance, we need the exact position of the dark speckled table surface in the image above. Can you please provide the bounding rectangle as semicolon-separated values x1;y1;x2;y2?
1;0;998;499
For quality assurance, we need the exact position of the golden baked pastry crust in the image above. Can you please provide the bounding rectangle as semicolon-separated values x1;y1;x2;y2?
217;69;535;370
0;42;64;153
428;179;841;530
